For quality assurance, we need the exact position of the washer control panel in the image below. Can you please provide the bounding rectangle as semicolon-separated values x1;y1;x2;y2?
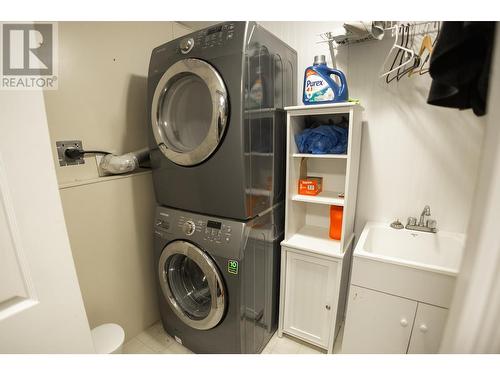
155;217;170;231
195;22;236;50
182;220;196;236
154;207;243;249
204;220;232;243
176;215;233;244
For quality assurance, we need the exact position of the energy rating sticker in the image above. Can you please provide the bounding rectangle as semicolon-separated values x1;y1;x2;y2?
228;260;238;275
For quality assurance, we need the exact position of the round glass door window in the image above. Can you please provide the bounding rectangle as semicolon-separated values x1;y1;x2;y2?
158;240;226;330
167;253;211;320
159;74;213;153
151;59;228;166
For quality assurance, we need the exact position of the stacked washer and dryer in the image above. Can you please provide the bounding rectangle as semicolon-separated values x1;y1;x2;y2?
147;22;297;354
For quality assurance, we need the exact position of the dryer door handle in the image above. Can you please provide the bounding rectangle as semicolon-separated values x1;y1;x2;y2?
216;90;228;141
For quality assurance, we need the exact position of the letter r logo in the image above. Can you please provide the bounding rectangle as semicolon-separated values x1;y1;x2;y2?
2;23;53;76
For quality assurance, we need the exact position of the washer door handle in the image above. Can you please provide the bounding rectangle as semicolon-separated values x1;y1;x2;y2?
209;273;218;309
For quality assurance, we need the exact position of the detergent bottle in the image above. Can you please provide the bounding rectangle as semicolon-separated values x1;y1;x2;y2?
248;66;265;108
303;55;348;105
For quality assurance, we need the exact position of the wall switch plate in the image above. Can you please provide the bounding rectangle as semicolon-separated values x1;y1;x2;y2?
56;140;84;166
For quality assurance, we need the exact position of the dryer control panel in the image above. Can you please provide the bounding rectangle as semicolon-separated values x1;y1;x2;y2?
196;23;236;49
150;22;250;75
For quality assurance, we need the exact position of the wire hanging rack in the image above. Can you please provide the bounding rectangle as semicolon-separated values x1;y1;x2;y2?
318;21;440;68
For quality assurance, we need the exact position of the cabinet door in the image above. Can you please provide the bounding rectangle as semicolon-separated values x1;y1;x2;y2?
283;251;339;348
342;286;417;353
408;303;448;354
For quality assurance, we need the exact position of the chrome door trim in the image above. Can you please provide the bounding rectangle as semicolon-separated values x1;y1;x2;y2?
158;240;226;330
151;58;228;166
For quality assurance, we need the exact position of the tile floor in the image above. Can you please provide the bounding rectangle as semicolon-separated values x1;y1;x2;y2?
123;321;343;354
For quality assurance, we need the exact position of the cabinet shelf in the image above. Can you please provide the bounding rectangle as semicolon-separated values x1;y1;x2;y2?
282;225;343;258
245;188;271;196
291;190;344;206
244;152;273;157
292;153;348;159
285;102;361;112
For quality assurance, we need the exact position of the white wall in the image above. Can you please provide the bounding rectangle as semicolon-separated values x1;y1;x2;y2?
58;173;158;342
45;22;191;183
44;21;192;340
441;24;500;353
260;22;484;236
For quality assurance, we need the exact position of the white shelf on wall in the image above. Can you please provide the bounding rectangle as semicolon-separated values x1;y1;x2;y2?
291;190;344;206
292;153;348;159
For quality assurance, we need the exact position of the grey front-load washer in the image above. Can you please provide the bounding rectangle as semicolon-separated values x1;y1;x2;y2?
153;203;284;354
147;21;297;220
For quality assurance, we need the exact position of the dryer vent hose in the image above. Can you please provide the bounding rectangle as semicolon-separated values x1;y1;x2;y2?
99;147;150;175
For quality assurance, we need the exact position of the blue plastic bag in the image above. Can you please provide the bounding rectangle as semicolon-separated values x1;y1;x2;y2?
295;124;348;154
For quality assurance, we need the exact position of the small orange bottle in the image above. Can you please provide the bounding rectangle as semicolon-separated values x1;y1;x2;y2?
329;206;343;240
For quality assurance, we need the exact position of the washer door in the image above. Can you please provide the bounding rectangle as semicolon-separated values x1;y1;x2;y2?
158;240;226;330
151;58;229;166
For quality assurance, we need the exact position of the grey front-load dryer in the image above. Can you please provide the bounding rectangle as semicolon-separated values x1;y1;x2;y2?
147;21;297;220
153;203;284;354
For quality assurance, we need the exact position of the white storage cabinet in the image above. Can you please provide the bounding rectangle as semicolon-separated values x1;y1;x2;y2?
278;103;363;353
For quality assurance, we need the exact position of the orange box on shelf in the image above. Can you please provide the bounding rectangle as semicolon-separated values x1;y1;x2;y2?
298;177;323;196
297;157;323;196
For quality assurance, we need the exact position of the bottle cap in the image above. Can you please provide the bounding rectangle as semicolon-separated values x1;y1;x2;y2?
313;55;327;65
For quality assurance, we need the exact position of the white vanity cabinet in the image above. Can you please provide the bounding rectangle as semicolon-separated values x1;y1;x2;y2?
342;286;449;354
280;247;342;349
341;286;417;353
407;302;448;354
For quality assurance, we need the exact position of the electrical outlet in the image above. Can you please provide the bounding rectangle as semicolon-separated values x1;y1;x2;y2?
56;140;84;166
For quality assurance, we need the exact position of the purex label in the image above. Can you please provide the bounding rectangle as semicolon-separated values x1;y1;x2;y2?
304;69;334;102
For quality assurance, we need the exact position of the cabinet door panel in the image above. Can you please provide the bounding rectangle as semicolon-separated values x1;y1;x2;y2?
342;286;417;353
408;303;448;354
283;251;338;347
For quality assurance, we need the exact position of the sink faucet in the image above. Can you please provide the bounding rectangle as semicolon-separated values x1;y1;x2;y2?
406;205;437;233
419;205;431;226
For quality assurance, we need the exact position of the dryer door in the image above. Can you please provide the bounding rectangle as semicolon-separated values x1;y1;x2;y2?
158;240;226;330
151;58;229;166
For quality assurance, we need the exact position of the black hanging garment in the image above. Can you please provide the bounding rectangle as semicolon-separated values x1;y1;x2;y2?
427;22;496;116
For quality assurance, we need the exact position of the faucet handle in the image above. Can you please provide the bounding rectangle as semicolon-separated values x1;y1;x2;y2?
426;219;437;230
390;219;404;229
407;217;417;226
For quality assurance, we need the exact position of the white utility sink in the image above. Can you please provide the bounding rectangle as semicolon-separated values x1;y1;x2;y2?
357;222;464;274
350;222;465;308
